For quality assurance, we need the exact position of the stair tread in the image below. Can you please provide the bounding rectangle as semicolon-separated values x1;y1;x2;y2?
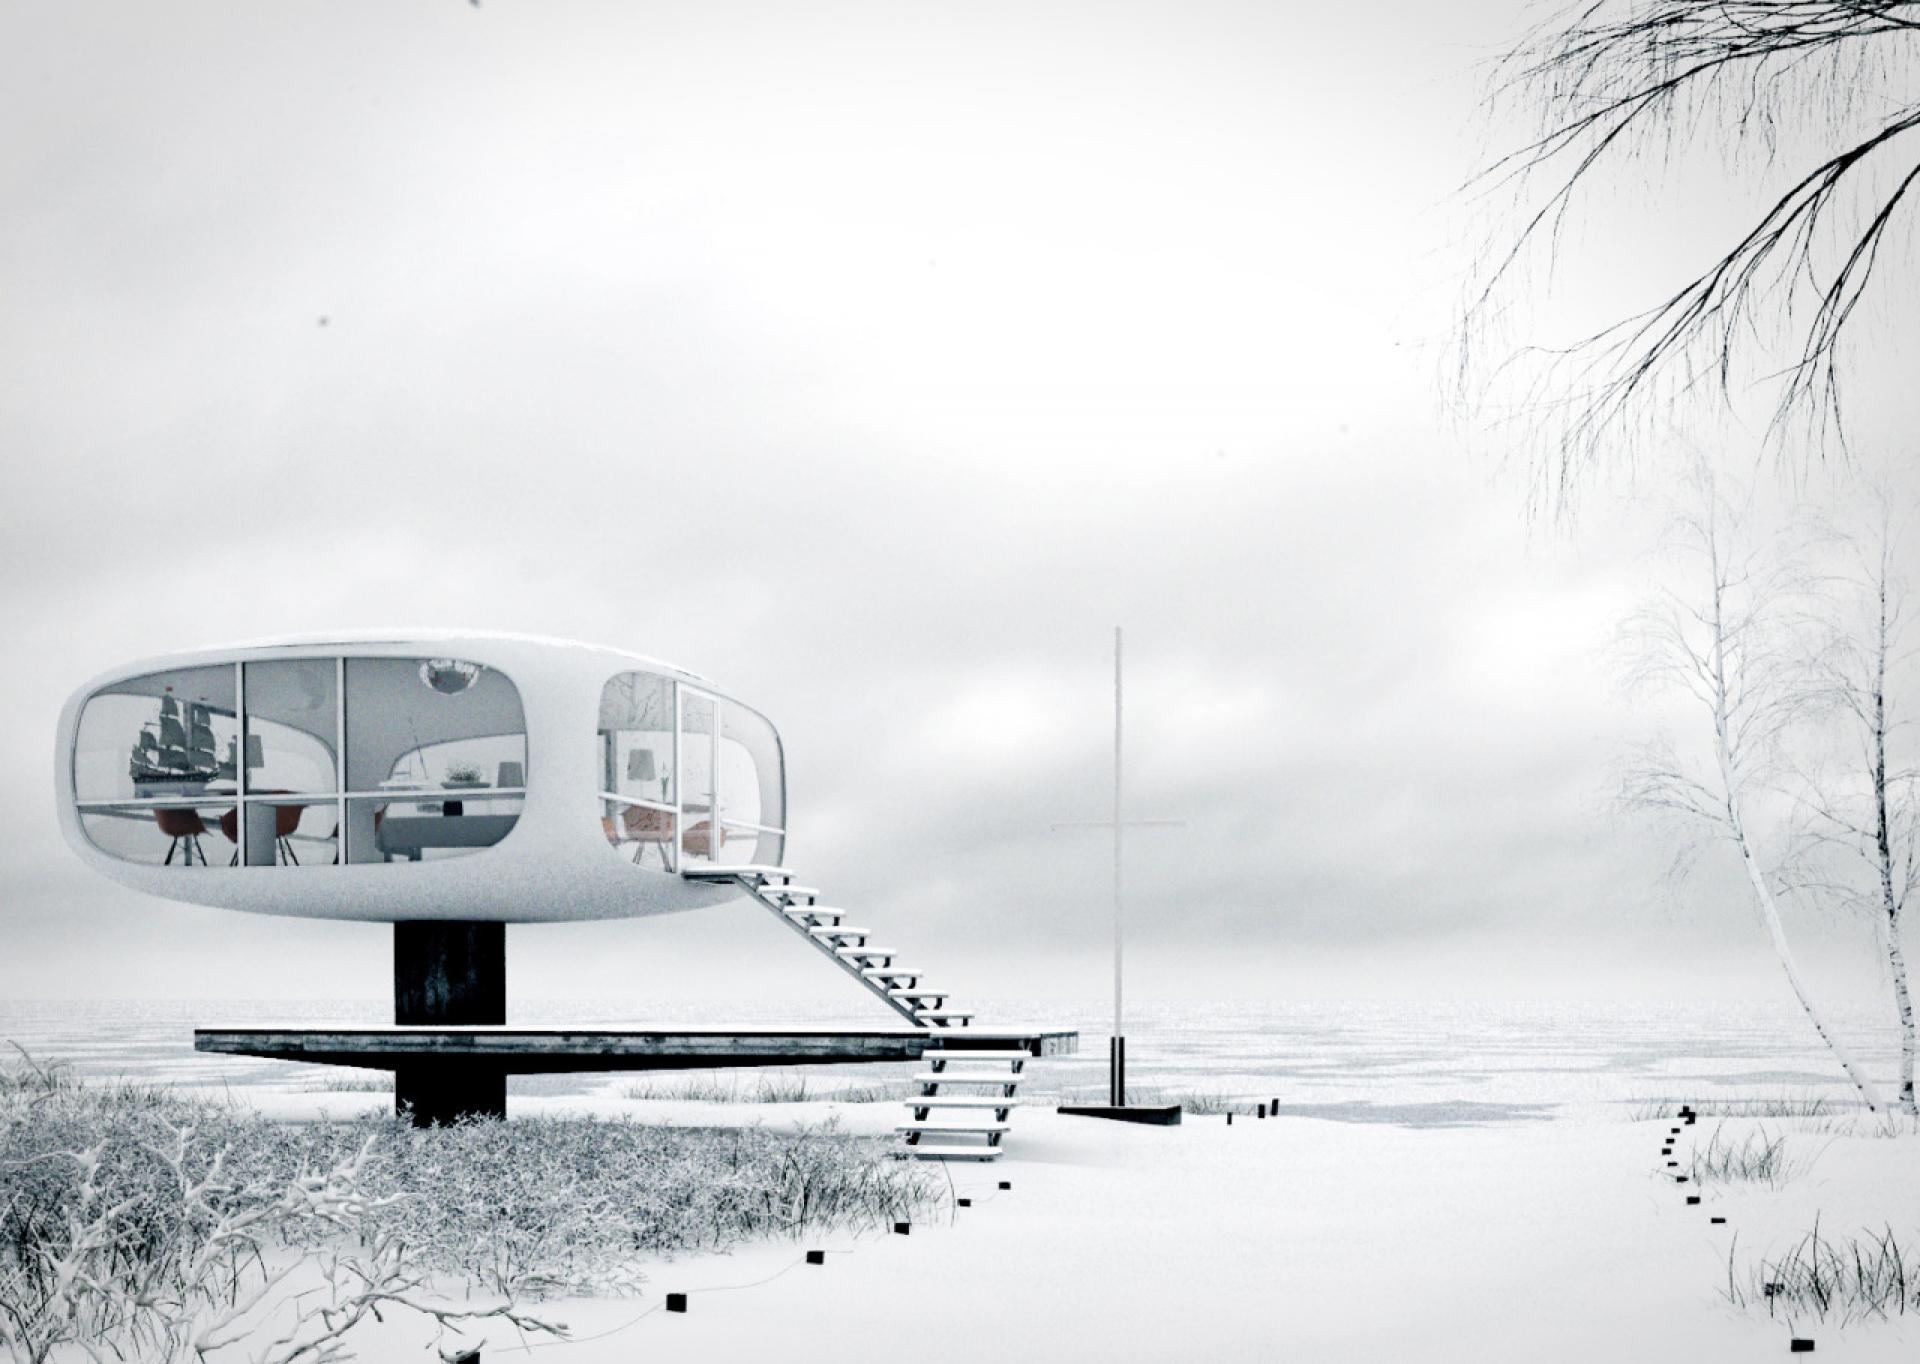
904;1096;1023;1109
908;1144;1004;1161
702;865;1011;1156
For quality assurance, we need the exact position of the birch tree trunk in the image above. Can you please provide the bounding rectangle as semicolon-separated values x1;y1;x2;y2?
1867;571;1917;1114
1706;556;1886;1114
1878;915;1916;1114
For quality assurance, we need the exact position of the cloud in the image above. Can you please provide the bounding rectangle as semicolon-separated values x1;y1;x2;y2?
4;0;1900;1009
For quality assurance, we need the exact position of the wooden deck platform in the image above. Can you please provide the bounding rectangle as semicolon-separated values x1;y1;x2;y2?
195;1024;1079;1125
195;1024;1078;1071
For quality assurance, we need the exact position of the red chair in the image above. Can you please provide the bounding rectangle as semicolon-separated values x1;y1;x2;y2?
153;808;210;866
602;804;676;868
216;799;308;865
681;819;726;859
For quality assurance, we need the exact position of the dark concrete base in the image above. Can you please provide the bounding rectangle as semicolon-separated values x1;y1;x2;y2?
1057;1103;1183;1126
395;1062;507;1126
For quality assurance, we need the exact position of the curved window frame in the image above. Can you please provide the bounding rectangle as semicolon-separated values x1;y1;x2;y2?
598;671;785;872
73;656;528;869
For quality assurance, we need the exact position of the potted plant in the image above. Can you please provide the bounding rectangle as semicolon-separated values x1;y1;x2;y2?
441;761;486;816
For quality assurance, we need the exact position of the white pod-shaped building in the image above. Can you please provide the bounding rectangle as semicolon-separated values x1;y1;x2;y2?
54;632;784;922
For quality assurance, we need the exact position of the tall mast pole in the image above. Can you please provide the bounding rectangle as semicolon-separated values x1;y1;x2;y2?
1052;627;1179;1115
1112;625;1124;1105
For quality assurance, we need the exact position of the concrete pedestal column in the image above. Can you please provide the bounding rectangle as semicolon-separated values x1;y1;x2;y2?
394;921;505;1025
394;1061;507;1126
393;921;506;1125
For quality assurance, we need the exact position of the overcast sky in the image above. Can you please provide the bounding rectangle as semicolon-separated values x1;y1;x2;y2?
3;0;1914;1015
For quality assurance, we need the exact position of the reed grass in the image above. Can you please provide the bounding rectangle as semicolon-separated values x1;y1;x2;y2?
1050;1083;1239;1112
1791;1112;1920;1139
1630;1096;1836;1121
305;1071;393;1093
1726;1220;1920;1323
0;1047;942;1361
618;1070;897;1104
1685;1123;1809;1189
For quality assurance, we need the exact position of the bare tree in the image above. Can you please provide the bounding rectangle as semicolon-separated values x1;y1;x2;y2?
1461;1;1920;501
1787;501;1919;1112
1620;478;1886;1110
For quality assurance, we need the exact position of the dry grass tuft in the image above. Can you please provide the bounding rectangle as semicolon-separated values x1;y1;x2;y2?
1727;1219;1920;1324
1686;1123;1809;1190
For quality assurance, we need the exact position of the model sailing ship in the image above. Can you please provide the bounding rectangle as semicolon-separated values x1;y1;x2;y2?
129;693;233;792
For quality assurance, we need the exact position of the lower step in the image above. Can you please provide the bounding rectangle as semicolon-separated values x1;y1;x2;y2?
907;1143;1004;1161
905;1096;1023;1110
912;1071;1019;1086
898;1122;1010;1136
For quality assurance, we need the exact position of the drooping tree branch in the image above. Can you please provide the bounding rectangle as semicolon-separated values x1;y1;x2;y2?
1461;1;1920;505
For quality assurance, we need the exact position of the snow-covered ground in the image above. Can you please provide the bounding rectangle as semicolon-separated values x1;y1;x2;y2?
10;1000;1920;1360
212;1097;1917;1363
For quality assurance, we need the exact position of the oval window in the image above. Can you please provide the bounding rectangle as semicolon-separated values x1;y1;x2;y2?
72;656;529;868
597;671;785;871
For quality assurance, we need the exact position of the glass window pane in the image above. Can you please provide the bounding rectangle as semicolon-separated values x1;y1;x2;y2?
721;824;785;868
80;802;235;867
599;672;676;805
603;799;677;871
678;692;716;865
243;660;338;795
719;703;784;833
344;793;523;864
344;658;527;793
242;798;339;867
680;813;732;863
75;666;237;802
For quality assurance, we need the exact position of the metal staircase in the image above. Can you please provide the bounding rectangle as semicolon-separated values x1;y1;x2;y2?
900;1046;1026;1161
684;863;973;1027
683;864;1021;1159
